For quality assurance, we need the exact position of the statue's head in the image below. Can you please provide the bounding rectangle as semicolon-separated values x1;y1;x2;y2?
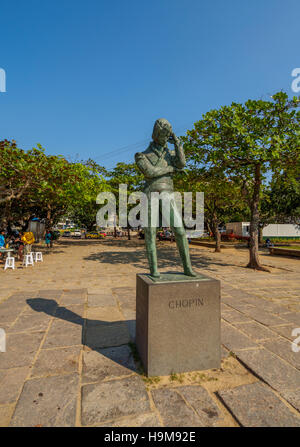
152;118;172;146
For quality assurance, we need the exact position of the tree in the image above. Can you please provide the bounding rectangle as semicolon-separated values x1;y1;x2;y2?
0;140;48;206
67;161;110;231
0;141;110;231
175;167;247;252
107;162;143;239
183;92;300;270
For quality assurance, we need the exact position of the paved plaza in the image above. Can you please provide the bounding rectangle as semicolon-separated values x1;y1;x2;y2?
0;238;299;427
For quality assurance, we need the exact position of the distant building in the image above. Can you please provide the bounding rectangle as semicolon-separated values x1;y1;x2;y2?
225;222;250;237
57;219;76;229
226;222;300;239
262;223;300;238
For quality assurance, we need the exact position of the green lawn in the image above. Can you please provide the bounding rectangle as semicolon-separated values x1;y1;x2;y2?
279;246;300;250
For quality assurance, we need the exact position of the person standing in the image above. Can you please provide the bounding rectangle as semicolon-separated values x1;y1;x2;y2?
49;230;54;248
22;230;35;255
45;230;52;249
14;232;24;261
0;230;6;263
0;230;5;248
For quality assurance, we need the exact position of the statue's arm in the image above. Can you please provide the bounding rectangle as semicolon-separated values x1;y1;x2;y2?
171;134;186;169
135;152;174;178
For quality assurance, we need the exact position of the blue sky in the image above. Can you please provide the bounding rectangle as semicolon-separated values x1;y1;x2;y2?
1;0;299;168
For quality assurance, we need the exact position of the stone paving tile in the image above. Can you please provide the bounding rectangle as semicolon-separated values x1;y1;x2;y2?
225;289;255;300
8;311;52;333
31;346;81;378
0;332;44;369
281;312;300;327
54;304;84;322
218;382;300;427
81;376;150;426
0;303;25;325
62;288;87;295
221;303;231;312
222;309;252;324
87;285;113;294
112;287;135;297
10;373;78;427
177;386;224;426
121;308;136;342
235;348;300;394
280;389;300;412
87;294;116;308
151;388;203;427
254;301;290;315
0;298;26;312
0;322;10;332
0;404;15;427
115;294;136;310
221;321;258;351
10;292;38;300
0;367;30;403
84;323;130;349
261;338;300;370
86;306;124;324
37;290;64;299
97;412;161;427
43;319;83;348
24;297;58;316
221;297;254;312
221;346;230;359
270;324;297;341
82;345;136;383
234;321;278;341
59;294;86;306
241;307;286;326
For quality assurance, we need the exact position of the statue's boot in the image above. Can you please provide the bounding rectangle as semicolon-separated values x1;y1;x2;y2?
176;235;197;277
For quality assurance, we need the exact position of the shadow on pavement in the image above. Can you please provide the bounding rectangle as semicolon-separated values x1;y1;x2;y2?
82;247;237;270
26;298;137;373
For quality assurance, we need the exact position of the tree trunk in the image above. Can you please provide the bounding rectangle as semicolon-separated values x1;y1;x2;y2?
46;204;52;227
258;225;264;245
127;227;131;240
247;165;269;271
114;226;117;238
206;220;212;237
21;216;31;232
211;215;221;252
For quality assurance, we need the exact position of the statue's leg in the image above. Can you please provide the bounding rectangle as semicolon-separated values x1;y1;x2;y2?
144;227;160;278
169;199;197;277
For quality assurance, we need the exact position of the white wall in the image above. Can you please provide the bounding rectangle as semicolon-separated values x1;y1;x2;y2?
263;224;300;237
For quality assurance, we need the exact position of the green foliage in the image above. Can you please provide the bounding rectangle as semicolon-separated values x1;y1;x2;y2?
261;173;300;226
107;162;143;197
183;92;300;193
0;140;110;229
182;92;300;268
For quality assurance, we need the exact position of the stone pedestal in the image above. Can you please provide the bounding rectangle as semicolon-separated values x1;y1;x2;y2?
136;273;221;377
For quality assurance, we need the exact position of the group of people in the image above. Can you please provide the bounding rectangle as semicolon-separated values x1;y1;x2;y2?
0;228;54;263
0;230;35;262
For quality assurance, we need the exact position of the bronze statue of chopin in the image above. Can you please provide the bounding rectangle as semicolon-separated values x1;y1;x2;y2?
135;118;196;279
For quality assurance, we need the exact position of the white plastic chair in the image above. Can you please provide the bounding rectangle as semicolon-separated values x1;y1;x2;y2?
23;254;34;267
4;256;15;270
34;252;43;262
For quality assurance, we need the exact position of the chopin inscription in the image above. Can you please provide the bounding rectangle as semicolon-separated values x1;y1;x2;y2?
169;298;204;309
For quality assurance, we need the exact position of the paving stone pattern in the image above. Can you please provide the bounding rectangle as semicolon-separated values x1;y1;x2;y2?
0;239;299;426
